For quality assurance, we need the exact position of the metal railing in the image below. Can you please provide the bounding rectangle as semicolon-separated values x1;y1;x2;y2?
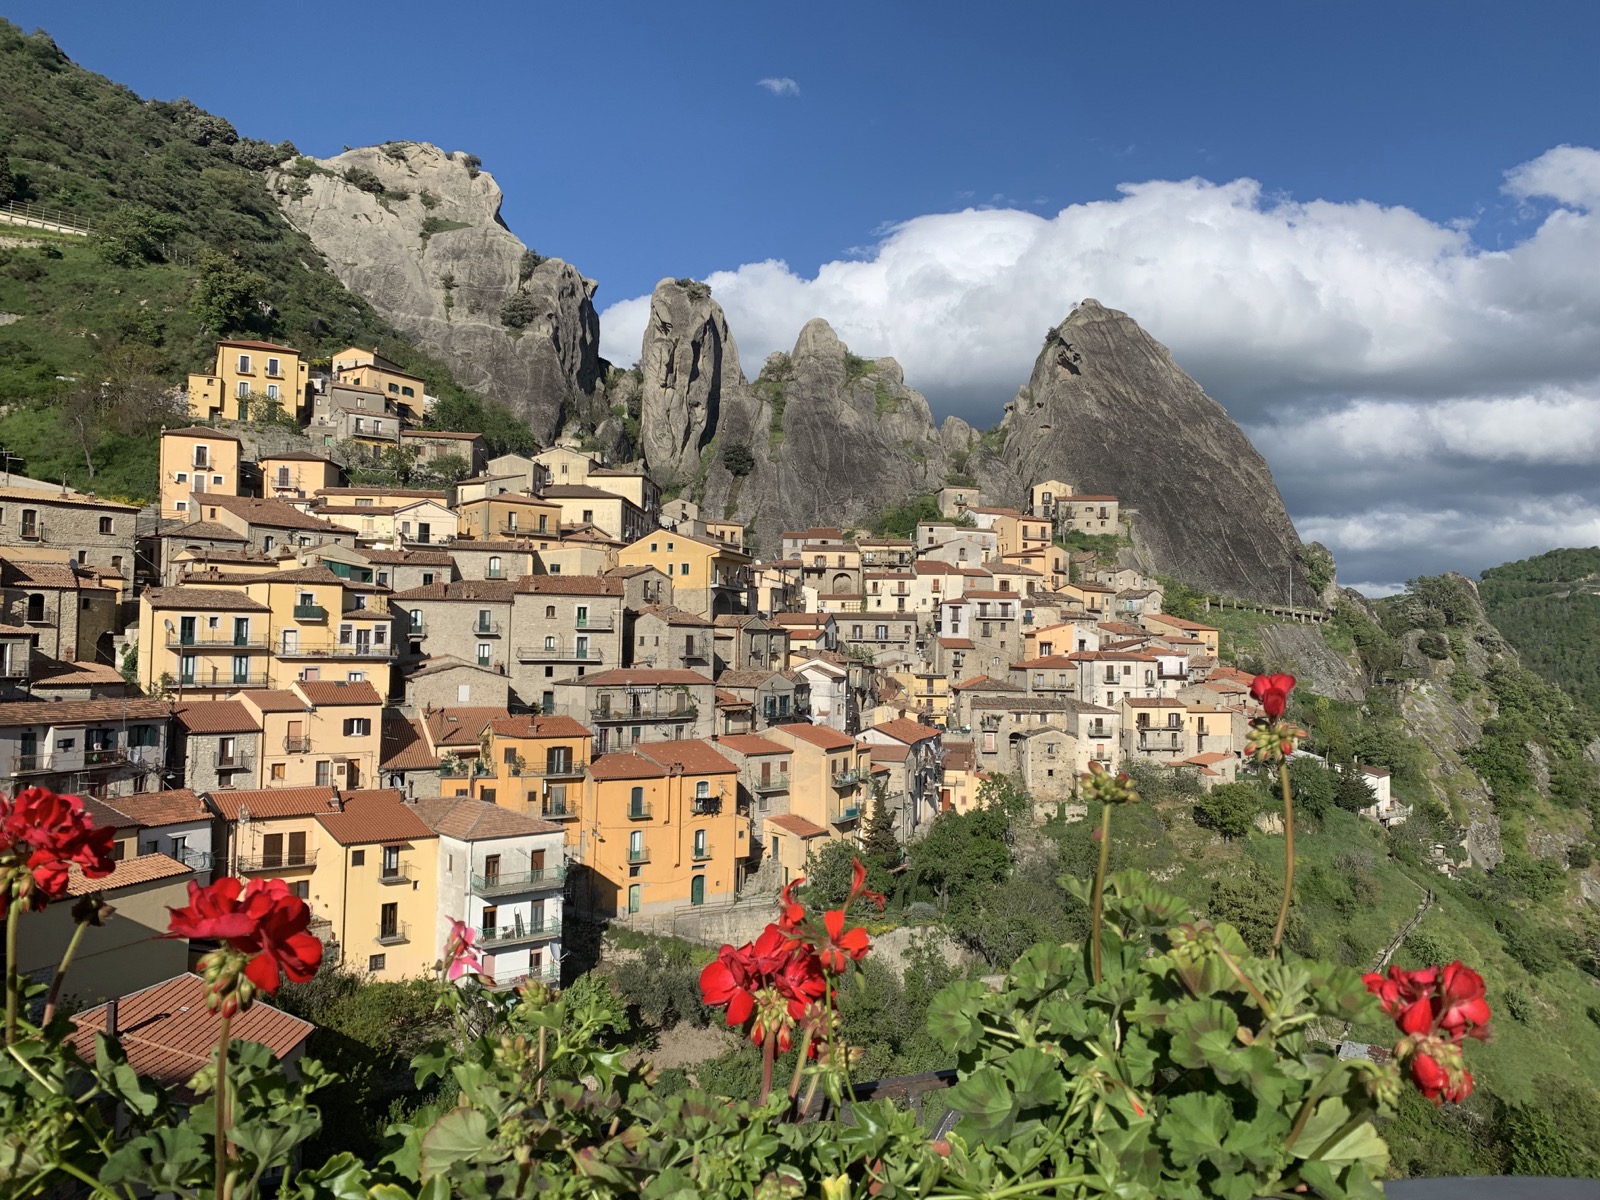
280;642;397;659
214;754;254;772
752;775;791;793
542;800;578;820
282;736;312;754
379;864;413;885
517;646;604;664
83;748;126;767
293;604;328;620
472;619;502;636
237;852;316;873
517;760;586;778
627;846;650;863
832;807;860;824
482;962;561;991
831;770;861;789
692;843;714;862
166;635;271;649
471;866;566;895
626;802;653;821
573;615;614;632
591;704;697;722
173;847;214;871
376;922;410;946
476;918;561;948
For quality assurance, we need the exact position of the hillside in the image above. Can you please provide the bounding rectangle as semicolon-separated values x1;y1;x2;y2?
0;21;522;501
1479;547;1600;719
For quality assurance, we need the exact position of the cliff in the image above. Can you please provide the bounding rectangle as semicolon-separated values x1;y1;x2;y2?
269;142;603;442
972;300;1311;605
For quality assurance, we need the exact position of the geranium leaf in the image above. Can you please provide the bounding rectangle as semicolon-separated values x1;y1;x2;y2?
1000;1046;1066;1111
1159;1092;1231;1166
947;1065;1017;1140
927;980;990;1053
419;1108;491;1175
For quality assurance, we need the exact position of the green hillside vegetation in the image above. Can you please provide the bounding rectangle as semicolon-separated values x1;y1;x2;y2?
1480;546;1600;716
0;21;530;502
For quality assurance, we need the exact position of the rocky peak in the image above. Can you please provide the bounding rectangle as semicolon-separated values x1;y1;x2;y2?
639;279;742;487
973;298;1311;604
269;141;603;441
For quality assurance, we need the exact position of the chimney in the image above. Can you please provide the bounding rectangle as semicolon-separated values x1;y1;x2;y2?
105;997;119;1038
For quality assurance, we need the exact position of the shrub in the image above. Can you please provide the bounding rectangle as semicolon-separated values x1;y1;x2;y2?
1192;781;1262;840
342;166;386;194
720;441;755;477
230;137;297;170
461;153;482;178
499;292;541;329
518;249;545;281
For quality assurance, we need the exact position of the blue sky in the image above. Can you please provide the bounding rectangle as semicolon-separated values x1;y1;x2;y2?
7;1;1600;590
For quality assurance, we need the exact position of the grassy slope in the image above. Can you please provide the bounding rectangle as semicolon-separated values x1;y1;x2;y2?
0;21;498;501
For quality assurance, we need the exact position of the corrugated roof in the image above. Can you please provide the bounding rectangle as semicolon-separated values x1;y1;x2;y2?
316;789;435;846
71;973;311;1091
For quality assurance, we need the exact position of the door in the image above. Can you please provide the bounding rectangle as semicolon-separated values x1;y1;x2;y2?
690;874;705;906
179;616;197;646
627;884;641;914
281;629;298;655
288;830;307;867
262;833;284;869
576;606;589;629
233;618;250;646
575;635;589;661
481;905;497;939
483;854;500;887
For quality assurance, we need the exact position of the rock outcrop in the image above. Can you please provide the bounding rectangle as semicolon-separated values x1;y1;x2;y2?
973;300;1310;605
638;280;738;486
269;142;602;442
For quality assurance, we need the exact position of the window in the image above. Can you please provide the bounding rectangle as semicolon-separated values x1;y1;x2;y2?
681;563;690;577
409;610;423;632
266;384;279;400
627;884;641;914
289;880;309;900
237;381;250;399
382;846;400;875
545;605;556;619
369;954;386;972
20;510;38;540
343;718;371;737
270;763;286;781
352;849;366;867
630;786;646;818
476;642;492;666
237;353;252;373
581;509;594;523
315;760;331;787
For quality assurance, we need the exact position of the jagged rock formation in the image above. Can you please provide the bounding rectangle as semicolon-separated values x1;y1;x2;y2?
268;142;602;442
972;300;1310;605
639;280;952;550
1258;624;1365;702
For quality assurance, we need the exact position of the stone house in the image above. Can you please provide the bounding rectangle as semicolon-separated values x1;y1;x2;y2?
509;576;629;711
858;718;943;840
1;559;120;665
442;539;544;584
1073;649;1176;708
630;607;715;673
1057;494;1120;535
378;714;442;800
712;614;790;675
404;656;512;711
185;495;351;558
116;788;218;877
391;579;515;670
0;482;140;586
359;548;457;593
1119;696;1191;764
710;733;792;838
550;668;716;753
400;429;487;476
0;697;173;799
715;669;806;730
174;699;263;793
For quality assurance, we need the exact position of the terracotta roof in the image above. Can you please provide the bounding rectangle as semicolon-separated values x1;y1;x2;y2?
395;578;518;604
1065;494;1119;502
1069;650;1157;663
193;495;345;533
0;698;171;728
164;425;244;441
71;973;312;1091
868;718;941;745
514;575;625;596
715;690;752;708
0;560;112;590
401;429;484;441
144;587;271;612
713;734;788;757
1147;614;1219;632
360;548;456;566
159;521;250;543
485;714;592;740
207;787;338;821
716;669;787;689
952;675;1020;692
67;852;192;896
781;528;844;540
567;669;712;687
634;739;737;775
869;744;911;763
80;795;137;830
938;637;976;650
30;659;126;686
634;605;712;627
187;564;345;587
425;707;511;747
1123;696;1185;707
316;789;435;846
769;613;833;627
1013;655;1078;669
587;753;667;781
318;504;399;516
942;742;977;772
773;723;858;751
380;716;439;770
106;789;208;829
411;796;561;839
766;813;828;839
317;487;447;500
1186;752;1232;765
237;689;305;714
296;680;382;707
260;450;337;464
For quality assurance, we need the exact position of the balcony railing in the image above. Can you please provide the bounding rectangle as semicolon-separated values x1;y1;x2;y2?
516;646;604;664
279;642;397;659
573;615;614;632
237;852;316;873
13;753;53;773
215;754;254;772
293;604;328;621
471;866;566;896
751;775;791;793
282;736;312;754
83;748;127;767
218;673;270;688
482;962;561;991
379;864;413;885
376;922;410;946
591;704;697;722
476;917;561;948
831;770;861;790
472;619;502;636
542;800;578;820
173;847;214;872
627;846;650;863
166;634;271;649
832;807;860;825
626;802;653;821
691;843;713;862
439;761;492;779
518;760;587;778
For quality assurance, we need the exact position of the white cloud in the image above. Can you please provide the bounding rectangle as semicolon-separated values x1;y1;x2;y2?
597;146;1600;587
756;77;800;97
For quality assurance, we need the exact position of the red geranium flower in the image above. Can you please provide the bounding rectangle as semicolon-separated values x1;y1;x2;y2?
777;877;807;933
1250;673;1297;720
167;877;323;996
0;787;116;915
845;858;887;911
817;909;871;974
1365;960;1489;1106
700;944;758;1027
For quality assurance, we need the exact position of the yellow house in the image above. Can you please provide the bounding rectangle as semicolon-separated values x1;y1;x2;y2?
456;493;563;541
893;667;951;725
260;452;342;501
318;503;401;545
616;530;751;619
576;740;746;917
940;742;982;814
159;427;244;521
139;586;274;697
702;520;746;553
187;339;311;422
532;445;600;487
240;679;385;789
330;348;430;421
460;714;593;829
1030;479;1073;517
765;722;871;844
762;812;829;885
1143;613;1221;655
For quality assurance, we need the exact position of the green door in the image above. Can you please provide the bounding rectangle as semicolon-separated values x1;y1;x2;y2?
627;884;641;914
690;874;705;907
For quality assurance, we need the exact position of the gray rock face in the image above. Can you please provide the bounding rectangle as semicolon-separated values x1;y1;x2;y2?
638;281;950;551
268;142;602;442
1257;624;1365;702
973;300;1310;604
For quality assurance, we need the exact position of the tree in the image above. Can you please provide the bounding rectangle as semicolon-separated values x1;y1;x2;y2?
190;251;267;335
424;452;470;484
94;204;175;267
799;839;864;908
518;250;545;282
500;293;540;329
1334;766;1376;813
1209;861;1300;955
1193;782;1262;840
0;145;15;204
1287;757;1337;821
721;441;755;478
860;780;901;868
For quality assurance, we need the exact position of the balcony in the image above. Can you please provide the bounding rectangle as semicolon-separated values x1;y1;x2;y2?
439;761;492;779
472;619;502;636
282;736;312;754
542;800;578;821
626;801;653;821
831;770;861;790
166;634;271;649
237;852;316;873
573;615;614;632
627;846;650;863
293;604;328;621
520;759;586;778
215;754;254;773
222;673;270;688
376;922;410;946
13;753;53;773
18;524;44;542
832;806;860;825
482;962;561;991
379;864;413;885
751;775;791;793
691;843;714;862
278;642;397;659
476;917;561;949
471;866;566;896
83;748;127;768
590;704;697;723
173;847;215;872
517;646;604;664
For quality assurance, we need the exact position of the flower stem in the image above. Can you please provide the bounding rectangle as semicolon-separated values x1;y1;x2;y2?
41;916;91;1027
1286;1064;1342;1153
4;902;21;1046
758;1031;775;1105
1272;758;1295;955
1090;802;1114;985
215;1011;233;1198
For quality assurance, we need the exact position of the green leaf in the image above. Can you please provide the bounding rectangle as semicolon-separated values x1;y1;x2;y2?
1289;1097;1389;1171
1007;942;1077;998
926;980;990;1054
1165;1000;1242;1070
100;1125;208;1190
1160;1092;1232;1166
947;1065;1017;1139
999;1046;1066;1111
230;1107;320;1167
418;1108;491;1176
